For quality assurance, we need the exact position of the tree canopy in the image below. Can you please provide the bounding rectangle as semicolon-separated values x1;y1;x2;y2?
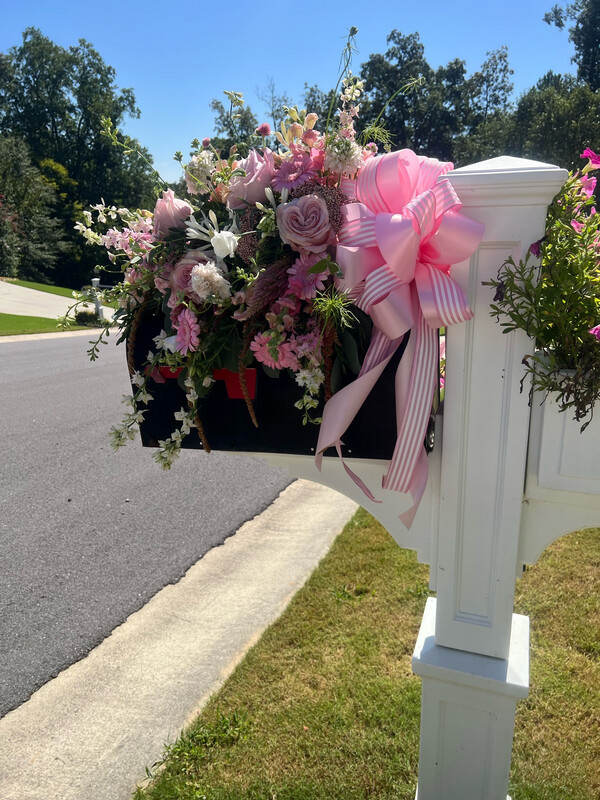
0;28;156;286
544;0;600;90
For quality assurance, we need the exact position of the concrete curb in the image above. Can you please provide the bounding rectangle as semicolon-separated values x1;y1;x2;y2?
0;329;106;344
0;480;358;800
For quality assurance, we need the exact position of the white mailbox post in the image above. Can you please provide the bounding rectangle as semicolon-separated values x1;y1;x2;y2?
258;155;599;799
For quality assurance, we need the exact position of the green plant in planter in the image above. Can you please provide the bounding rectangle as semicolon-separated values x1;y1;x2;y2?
487;148;600;430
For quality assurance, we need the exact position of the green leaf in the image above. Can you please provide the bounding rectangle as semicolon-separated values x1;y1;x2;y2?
330;357;343;394
262;364;280;378
341;330;361;374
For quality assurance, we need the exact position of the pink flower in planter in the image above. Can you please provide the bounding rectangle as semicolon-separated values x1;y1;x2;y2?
581;147;600;169
589;324;600;341
580;174;597;198
571;219;584;233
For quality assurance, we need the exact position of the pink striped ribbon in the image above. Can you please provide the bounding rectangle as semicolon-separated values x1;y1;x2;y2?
315;149;484;527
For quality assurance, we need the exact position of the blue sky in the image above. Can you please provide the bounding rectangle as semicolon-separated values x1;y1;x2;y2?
1;1;575;182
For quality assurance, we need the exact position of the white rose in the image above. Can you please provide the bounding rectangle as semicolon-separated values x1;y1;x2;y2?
211;230;238;259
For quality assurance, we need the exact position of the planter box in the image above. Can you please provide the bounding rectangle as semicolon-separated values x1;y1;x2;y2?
533;394;600;494
129;307;413;460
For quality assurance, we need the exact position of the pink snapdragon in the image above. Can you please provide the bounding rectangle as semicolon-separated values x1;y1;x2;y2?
174;308;200;355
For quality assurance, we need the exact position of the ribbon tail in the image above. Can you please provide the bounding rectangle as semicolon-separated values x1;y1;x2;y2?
383;290;438;527
315;329;400;486
398;447;429;528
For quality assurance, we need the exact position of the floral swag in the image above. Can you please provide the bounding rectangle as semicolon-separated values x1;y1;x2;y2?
72;76;484;527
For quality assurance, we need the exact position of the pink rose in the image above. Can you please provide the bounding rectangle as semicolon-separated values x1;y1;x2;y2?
227;148;275;210
168;250;211;306
276;194;333;254
153;189;193;239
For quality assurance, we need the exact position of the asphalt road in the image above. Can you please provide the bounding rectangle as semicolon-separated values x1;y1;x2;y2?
0;333;291;718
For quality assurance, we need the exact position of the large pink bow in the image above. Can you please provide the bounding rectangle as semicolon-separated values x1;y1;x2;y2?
315;149;484;526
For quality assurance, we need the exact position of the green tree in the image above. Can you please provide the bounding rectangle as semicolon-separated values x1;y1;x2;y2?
509;73;600;168
209;96;258;156
357;31;513;162
544;1;600;90
0;28;156;286
0;136;66;281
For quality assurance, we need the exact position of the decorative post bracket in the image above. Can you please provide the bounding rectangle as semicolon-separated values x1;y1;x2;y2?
412;156;567;800
253;156;583;799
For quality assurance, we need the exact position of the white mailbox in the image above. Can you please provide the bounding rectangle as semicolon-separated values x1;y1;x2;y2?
257;155;599;800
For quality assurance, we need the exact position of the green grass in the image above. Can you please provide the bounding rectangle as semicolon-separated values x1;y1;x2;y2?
0;312;88;336
1;277;78;298
132;514;599;800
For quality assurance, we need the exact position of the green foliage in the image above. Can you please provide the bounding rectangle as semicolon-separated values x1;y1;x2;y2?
74;310;102;326
0;136;66;281
209;94;259;157
356;31;514;162
544;1;600;90
487;165;600;427
511;74;600;169
0;28;156;286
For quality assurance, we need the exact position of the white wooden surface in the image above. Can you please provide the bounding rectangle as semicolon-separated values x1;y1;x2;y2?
434;156;568;660
248;155;600;800
518;395;600;571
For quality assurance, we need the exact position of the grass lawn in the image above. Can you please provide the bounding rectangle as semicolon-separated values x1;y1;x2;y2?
0;312;89;336
133;510;599;800
0;277;78;299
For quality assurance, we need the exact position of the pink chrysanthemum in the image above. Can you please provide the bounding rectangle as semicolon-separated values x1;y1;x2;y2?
174;308;200;355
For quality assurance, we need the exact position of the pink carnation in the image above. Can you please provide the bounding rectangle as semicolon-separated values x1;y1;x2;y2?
174;308;200;355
